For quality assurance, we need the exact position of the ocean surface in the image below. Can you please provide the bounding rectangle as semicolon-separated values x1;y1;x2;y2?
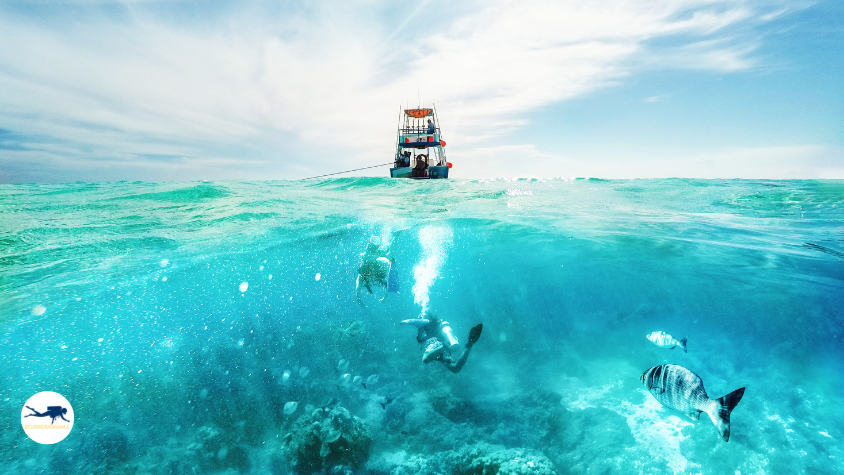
1;178;843;475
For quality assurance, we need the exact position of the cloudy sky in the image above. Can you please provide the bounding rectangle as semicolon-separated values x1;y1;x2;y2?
0;0;842;182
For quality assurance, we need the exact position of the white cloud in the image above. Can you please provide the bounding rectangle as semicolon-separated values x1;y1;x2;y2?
0;0;813;181
417;0;763;135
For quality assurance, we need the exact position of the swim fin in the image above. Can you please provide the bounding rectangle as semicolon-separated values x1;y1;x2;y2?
467;324;483;348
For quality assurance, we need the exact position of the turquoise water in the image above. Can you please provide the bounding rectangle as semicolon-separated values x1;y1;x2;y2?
1;178;843;474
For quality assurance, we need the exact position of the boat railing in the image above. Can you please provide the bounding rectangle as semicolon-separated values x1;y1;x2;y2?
400;127;439;135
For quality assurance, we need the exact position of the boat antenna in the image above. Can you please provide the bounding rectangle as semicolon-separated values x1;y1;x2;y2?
394;105;402;162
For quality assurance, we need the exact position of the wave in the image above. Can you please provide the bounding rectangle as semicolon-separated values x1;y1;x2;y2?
119;183;229;202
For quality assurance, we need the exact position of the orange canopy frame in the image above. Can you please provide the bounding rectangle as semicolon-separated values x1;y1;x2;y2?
405;108;433;118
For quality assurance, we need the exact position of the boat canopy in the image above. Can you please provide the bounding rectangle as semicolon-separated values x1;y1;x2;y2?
405;108;433;118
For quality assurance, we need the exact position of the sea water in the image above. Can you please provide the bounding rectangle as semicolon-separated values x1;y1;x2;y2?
1;178;842;474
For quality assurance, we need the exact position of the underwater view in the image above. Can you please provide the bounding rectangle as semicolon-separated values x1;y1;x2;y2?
2;178;843;475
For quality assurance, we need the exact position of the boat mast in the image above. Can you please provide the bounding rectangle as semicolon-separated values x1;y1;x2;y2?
433;103;446;165
394;105;402;164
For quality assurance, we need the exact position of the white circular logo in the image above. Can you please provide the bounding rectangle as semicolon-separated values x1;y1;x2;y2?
21;391;74;444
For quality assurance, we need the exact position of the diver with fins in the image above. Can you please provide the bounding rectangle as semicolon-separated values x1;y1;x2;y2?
402;312;483;373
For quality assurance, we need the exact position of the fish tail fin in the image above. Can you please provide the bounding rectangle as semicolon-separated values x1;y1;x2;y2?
706;387;745;442
680;337;688;353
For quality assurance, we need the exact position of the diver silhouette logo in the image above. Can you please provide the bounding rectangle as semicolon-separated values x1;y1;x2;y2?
21;391;74;444
24;405;71;424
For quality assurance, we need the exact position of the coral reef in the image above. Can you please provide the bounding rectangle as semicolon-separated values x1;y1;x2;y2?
427;385;489;424
121;425;251;475
545;407;635;474
46;421;132;475
487;389;567;448
367;443;558;475
183;425;251;473
463;446;558;475
81;421;131;469
398;402;477;453
283;405;373;474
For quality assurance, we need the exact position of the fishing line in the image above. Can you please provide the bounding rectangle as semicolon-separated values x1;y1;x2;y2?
301;162;394;180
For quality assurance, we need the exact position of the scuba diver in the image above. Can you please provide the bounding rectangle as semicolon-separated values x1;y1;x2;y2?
402;313;483;373
355;236;395;306
24;405;71;424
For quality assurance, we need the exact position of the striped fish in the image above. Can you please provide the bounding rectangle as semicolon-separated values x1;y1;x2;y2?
641;364;745;442
646;331;688;353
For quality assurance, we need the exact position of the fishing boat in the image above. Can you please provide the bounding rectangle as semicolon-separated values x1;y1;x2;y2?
390;106;451;179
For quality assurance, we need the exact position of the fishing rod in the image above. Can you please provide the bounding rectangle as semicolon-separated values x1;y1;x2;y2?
301;162;394;180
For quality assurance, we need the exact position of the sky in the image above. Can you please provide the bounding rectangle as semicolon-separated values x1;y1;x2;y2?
0;0;842;182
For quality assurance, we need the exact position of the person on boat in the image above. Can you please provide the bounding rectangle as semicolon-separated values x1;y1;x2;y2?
412;154;428;178
355;236;394;305
402;313;483;373
426;119;435;134
399;151;411;167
